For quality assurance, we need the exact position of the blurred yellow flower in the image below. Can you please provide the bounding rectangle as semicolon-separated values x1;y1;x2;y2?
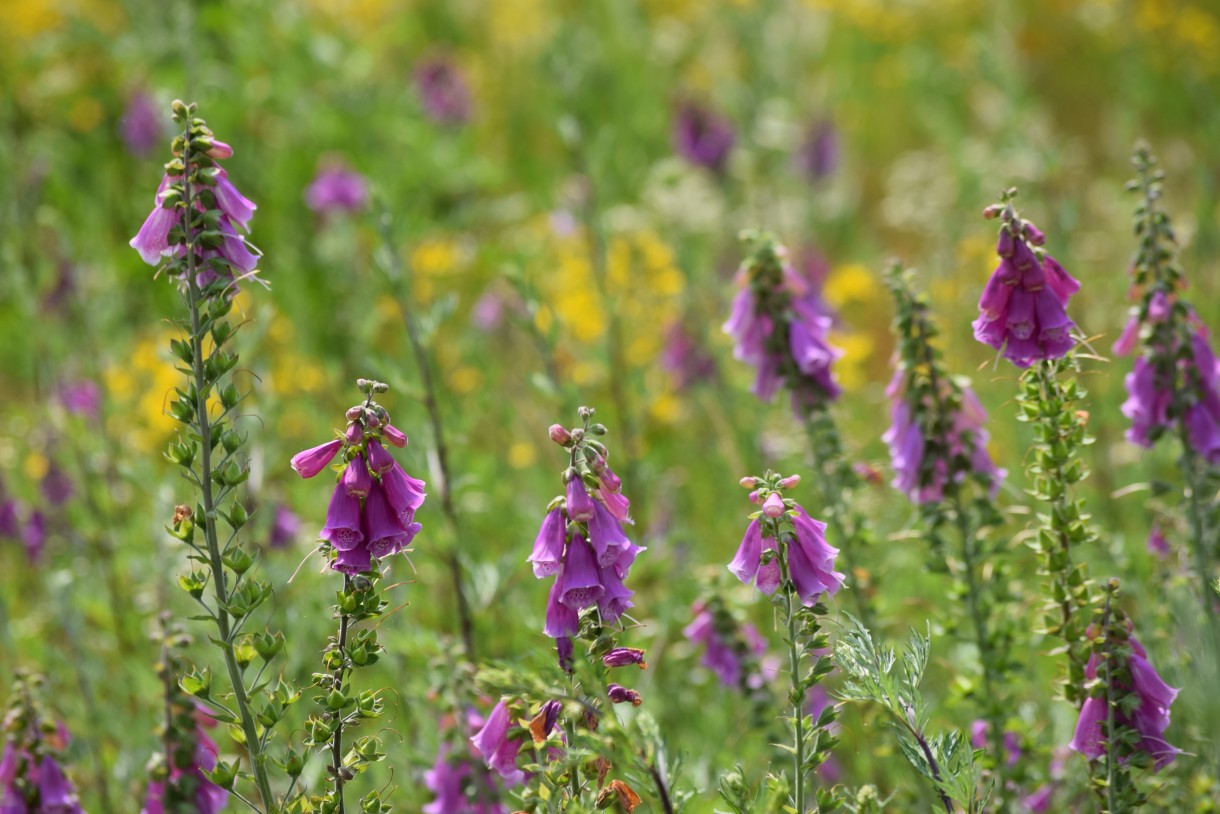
0;0;61;41
824;263;879;309
449;366;483;394
508;441;536;469
831;331;874;391
23;452;49;482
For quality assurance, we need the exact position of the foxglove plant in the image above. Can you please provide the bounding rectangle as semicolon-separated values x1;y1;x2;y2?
143;619;229;814
974;189;1079;368
488;406;671;812
1116;144;1220;603
135;101;286;809
727;471;844;813
425;708;506;814
885;266;1016;794
1;672;86;814
293;379;424;812
1069;580;1179;812
673;101;735;173
725;232;875;624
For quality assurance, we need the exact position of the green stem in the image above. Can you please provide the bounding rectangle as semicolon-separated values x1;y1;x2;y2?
1181;445;1216;616
181;140;273;810
330;575;353;814
775;521;811;814
1100;594;1119;814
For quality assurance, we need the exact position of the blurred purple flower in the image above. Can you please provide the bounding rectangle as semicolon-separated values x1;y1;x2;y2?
41;262;77;314
119;91;163;158
661;323;716;390
40;464;74;507
59;380;101;420
969;719;1022;767
22;512;45;563
883;370;1004;503
470;700;524;786
141;704;228;814
683;601;767;689
415;58;472;126
268;504;301;549
1069;636;1179;770
424;744;505;814
472;290;506;332
1147;524;1169;559
673;102;735;173
304;166;369;214
794;119;838;181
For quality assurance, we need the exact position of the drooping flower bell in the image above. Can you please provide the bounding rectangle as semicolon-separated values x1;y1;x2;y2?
1069;633;1179;771
728;473;844;605
129;101;263;292
724;232;842;416
469;700;525;787
531;407;644;642
291;380;426;574
973;192;1078;367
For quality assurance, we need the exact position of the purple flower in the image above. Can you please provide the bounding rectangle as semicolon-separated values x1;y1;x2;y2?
1069;636;1179;770
321;483;364;551
22;512;45;564
0;500;17;540
41;464;73;507
268;504;301;549
1022;785;1054;813
557;534;605;610
883;369;1004;503
59;381;101;419
529;508;567;577
724;243;843;414
304;166;369;214
794;119;838;181
565;476;595;522
729;502;843;605
1120;357;1172;447
141;705;228;814
119;91;163;158
424;745;505;814
972;223;1078;367
969;719;1022;767
342;454;373;498
684;601;768;689
470;701;524;786
660;323;716;390
607;684;642;706
602;647;647;669
415;58;472;126
291;439;342;478
1147;524;1169;559
36;757;84;814
129;127;263;290
673;102;735;172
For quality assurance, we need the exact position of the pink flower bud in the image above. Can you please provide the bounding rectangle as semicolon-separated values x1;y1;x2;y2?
778;474;801;489
748;490;761;504
205;139;233;159
346;406;363;421
366;439;394;475
290;440;342;478
345;423;364;445
762;492;786;518
382;424;408;448
739;477;757;489
549;424;573;445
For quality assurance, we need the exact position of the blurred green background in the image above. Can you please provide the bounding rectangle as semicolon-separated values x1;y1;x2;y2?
1;0;1219;810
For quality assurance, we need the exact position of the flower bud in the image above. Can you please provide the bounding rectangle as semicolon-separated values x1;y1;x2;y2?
382;424;408;448
345;423;364;445
607;684;642;706
762;492;786;518
748;490;761;504
205;139;233;159
739;477;757;489
346;406;363;421
549;424;573;445
777;474;801;489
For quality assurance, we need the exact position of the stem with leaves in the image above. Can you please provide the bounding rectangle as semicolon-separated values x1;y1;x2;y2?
373;209;477;660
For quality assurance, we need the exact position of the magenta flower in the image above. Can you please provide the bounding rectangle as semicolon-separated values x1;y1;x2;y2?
794;119;838;182
607;684;642;706
565;476;595;522
673;102;735;173
268;504;301;549
58;380;101;419
1147;524;1169;559
684;601;768;689
883;369;1004;503
21;512;45;564
302;391;426;573
529;508;567;577
660;323;716;390
725;237;842;415
729;496;843;606
470;701;525;786
141;705;228;814
129;120;262;291
424;744;505;814
304;165;369;214
602;647;647;669
1069;636;1179;770
415;58;473;126
118;90;163;158
973;208;1078;367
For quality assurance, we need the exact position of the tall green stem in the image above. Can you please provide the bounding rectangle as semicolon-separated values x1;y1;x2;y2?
182;143;273;809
